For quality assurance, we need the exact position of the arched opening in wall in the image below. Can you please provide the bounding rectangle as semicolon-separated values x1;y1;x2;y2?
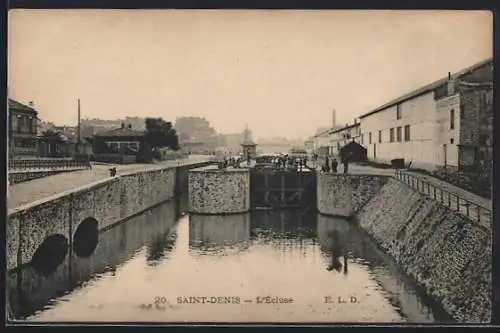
30;234;68;276
73;217;99;258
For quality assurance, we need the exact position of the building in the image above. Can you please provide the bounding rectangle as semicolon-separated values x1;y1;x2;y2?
339;141;367;163
8;99;39;157
241;126;257;160
326;122;361;156
93;123;146;164
358;58;493;171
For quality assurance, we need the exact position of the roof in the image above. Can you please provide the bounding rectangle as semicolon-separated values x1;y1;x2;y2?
358;58;493;119
327;122;359;135
94;127;146;138
339;140;367;152
8;99;37;113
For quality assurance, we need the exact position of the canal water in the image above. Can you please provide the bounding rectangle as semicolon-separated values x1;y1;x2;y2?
8;198;453;323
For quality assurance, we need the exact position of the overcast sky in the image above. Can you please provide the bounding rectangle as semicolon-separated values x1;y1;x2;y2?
8;10;492;138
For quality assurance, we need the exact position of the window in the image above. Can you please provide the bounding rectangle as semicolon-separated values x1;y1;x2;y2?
396;126;402;142
361;134;364;145
450;109;455;129
390;128;395;142
378;130;382;143
404;125;411;141
31;118;37;133
450;138;454;144
368;132;372;144
396;104;402;120
11;115;18;132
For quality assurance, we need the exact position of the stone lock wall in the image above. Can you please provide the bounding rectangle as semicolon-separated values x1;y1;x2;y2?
355;177;491;323
317;173;388;217
188;166;250;214
7;166;178;271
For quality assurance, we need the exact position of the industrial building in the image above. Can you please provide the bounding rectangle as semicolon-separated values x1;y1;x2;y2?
358;58;492;171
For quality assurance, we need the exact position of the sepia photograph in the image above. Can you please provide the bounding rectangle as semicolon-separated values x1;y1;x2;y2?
6;9;493;324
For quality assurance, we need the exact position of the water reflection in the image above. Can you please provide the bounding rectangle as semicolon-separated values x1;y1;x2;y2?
250;210;317;241
8;199;178;320
316;215;453;323
8;203;453;323
189;214;250;254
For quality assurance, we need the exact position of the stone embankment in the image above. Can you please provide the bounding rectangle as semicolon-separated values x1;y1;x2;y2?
355;177;491;323
7;159;212;271
317;173;388;218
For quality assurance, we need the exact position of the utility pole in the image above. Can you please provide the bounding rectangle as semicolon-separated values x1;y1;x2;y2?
77;98;81;153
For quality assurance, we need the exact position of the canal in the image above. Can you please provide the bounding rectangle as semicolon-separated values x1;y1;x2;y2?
8;198;454;323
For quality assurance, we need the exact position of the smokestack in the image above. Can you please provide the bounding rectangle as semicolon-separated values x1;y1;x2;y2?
77;99;81;144
447;72;456;96
332;109;337;127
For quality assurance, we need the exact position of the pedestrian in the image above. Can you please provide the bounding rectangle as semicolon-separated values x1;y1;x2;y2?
324;155;331;173
331;158;338;173
343;158;349;174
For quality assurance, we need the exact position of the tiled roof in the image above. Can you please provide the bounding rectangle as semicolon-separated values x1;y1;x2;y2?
94;127;146;138
359;58;493;119
8;99;37;113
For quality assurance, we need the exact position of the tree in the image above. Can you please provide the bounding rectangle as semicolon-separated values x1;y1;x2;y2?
38;129;67;157
144;117;180;151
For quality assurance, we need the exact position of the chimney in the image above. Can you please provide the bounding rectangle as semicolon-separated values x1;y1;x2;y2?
331;109;337;127
354;118;358;124
121;123;125;129
447;72;456;96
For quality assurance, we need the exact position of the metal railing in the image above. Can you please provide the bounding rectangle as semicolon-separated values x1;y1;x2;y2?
8;158;91;171
394;169;491;225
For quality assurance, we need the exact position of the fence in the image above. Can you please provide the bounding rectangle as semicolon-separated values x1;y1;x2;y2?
394;169;491;225
8;158;91;171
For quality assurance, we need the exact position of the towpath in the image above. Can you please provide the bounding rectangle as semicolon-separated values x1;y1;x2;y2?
314;161;491;227
7;155;213;211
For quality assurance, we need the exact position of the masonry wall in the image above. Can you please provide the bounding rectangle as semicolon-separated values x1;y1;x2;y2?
355;177;491;323
188;167;250;214
8;200;178;318
7;166;178;271
316;173;388;218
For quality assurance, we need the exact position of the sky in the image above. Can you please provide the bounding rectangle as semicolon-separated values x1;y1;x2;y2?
8;10;492;139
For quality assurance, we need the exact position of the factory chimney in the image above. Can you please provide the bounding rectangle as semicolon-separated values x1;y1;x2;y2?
331;109;337;128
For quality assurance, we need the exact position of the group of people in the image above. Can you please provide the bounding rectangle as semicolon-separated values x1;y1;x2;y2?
270;155;308;171
321;155;349;174
218;156;244;169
